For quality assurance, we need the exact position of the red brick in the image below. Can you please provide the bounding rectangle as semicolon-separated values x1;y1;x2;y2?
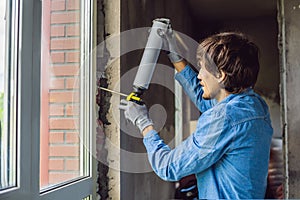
66;51;80;63
49;132;65;143
49;104;64;116
49;118;79;130
66;104;79;116
66;0;80;10
49;172;79;184
51;25;65;37
51;1;66;11
49;159;64;170
65;159;79;171
66;78;79;89
49;91;79;103
50;38;80;50
51;12;80;24
49;78;65;90
66;24;80;36
50;52;65;63
49;145;79;157
50;65;80;76
66;132;80;143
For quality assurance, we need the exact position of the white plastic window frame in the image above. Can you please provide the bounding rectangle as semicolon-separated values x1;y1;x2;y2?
0;0;96;199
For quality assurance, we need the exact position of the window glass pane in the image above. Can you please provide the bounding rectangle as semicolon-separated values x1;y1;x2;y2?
0;0;16;190
40;0;85;189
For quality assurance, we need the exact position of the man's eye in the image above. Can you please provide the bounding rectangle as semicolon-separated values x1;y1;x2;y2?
197;61;201;68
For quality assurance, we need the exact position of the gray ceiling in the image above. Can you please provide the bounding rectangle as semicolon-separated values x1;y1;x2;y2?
186;0;277;21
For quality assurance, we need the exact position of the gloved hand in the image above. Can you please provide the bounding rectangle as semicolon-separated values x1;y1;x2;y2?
162;27;183;63
119;99;154;132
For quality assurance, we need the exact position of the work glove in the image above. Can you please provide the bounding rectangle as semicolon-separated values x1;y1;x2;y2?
162;27;183;63
119;99;154;132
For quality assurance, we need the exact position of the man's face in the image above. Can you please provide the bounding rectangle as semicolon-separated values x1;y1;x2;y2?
197;61;223;100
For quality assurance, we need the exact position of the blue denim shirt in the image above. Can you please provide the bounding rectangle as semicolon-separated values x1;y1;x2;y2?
143;65;273;199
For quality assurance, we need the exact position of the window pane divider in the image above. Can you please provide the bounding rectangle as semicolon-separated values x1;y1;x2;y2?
18;0;42;199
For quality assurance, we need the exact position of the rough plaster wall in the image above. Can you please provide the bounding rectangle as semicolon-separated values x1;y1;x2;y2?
281;0;300;198
104;0;121;199
96;1;109;199
120;0;194;199
97;0;120;199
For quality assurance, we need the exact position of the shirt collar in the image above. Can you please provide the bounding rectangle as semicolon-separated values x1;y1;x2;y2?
217;88;254;105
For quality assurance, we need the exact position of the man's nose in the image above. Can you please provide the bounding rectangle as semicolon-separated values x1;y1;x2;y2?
197;72;202;80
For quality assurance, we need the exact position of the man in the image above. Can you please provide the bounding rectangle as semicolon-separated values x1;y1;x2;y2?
119;31;273;199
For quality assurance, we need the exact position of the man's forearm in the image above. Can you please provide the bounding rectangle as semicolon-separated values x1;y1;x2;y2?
173;60;187;72
142;125;154;137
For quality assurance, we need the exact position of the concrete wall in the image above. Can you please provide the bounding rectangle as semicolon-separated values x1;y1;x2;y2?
104;0;121;198
280;0;300;198
120;0;194;199
96;0;121;199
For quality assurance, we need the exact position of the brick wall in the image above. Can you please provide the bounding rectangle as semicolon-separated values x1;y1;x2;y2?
41;0;82;186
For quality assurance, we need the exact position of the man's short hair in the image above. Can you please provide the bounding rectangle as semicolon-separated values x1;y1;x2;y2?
197;32;260;93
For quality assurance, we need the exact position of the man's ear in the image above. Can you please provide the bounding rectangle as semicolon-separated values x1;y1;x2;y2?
218;71;226;83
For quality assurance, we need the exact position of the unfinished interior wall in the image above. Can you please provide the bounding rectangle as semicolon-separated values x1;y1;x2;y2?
120;0;194;199
96;0;121;199
190;3;280;132
279;0;300;198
